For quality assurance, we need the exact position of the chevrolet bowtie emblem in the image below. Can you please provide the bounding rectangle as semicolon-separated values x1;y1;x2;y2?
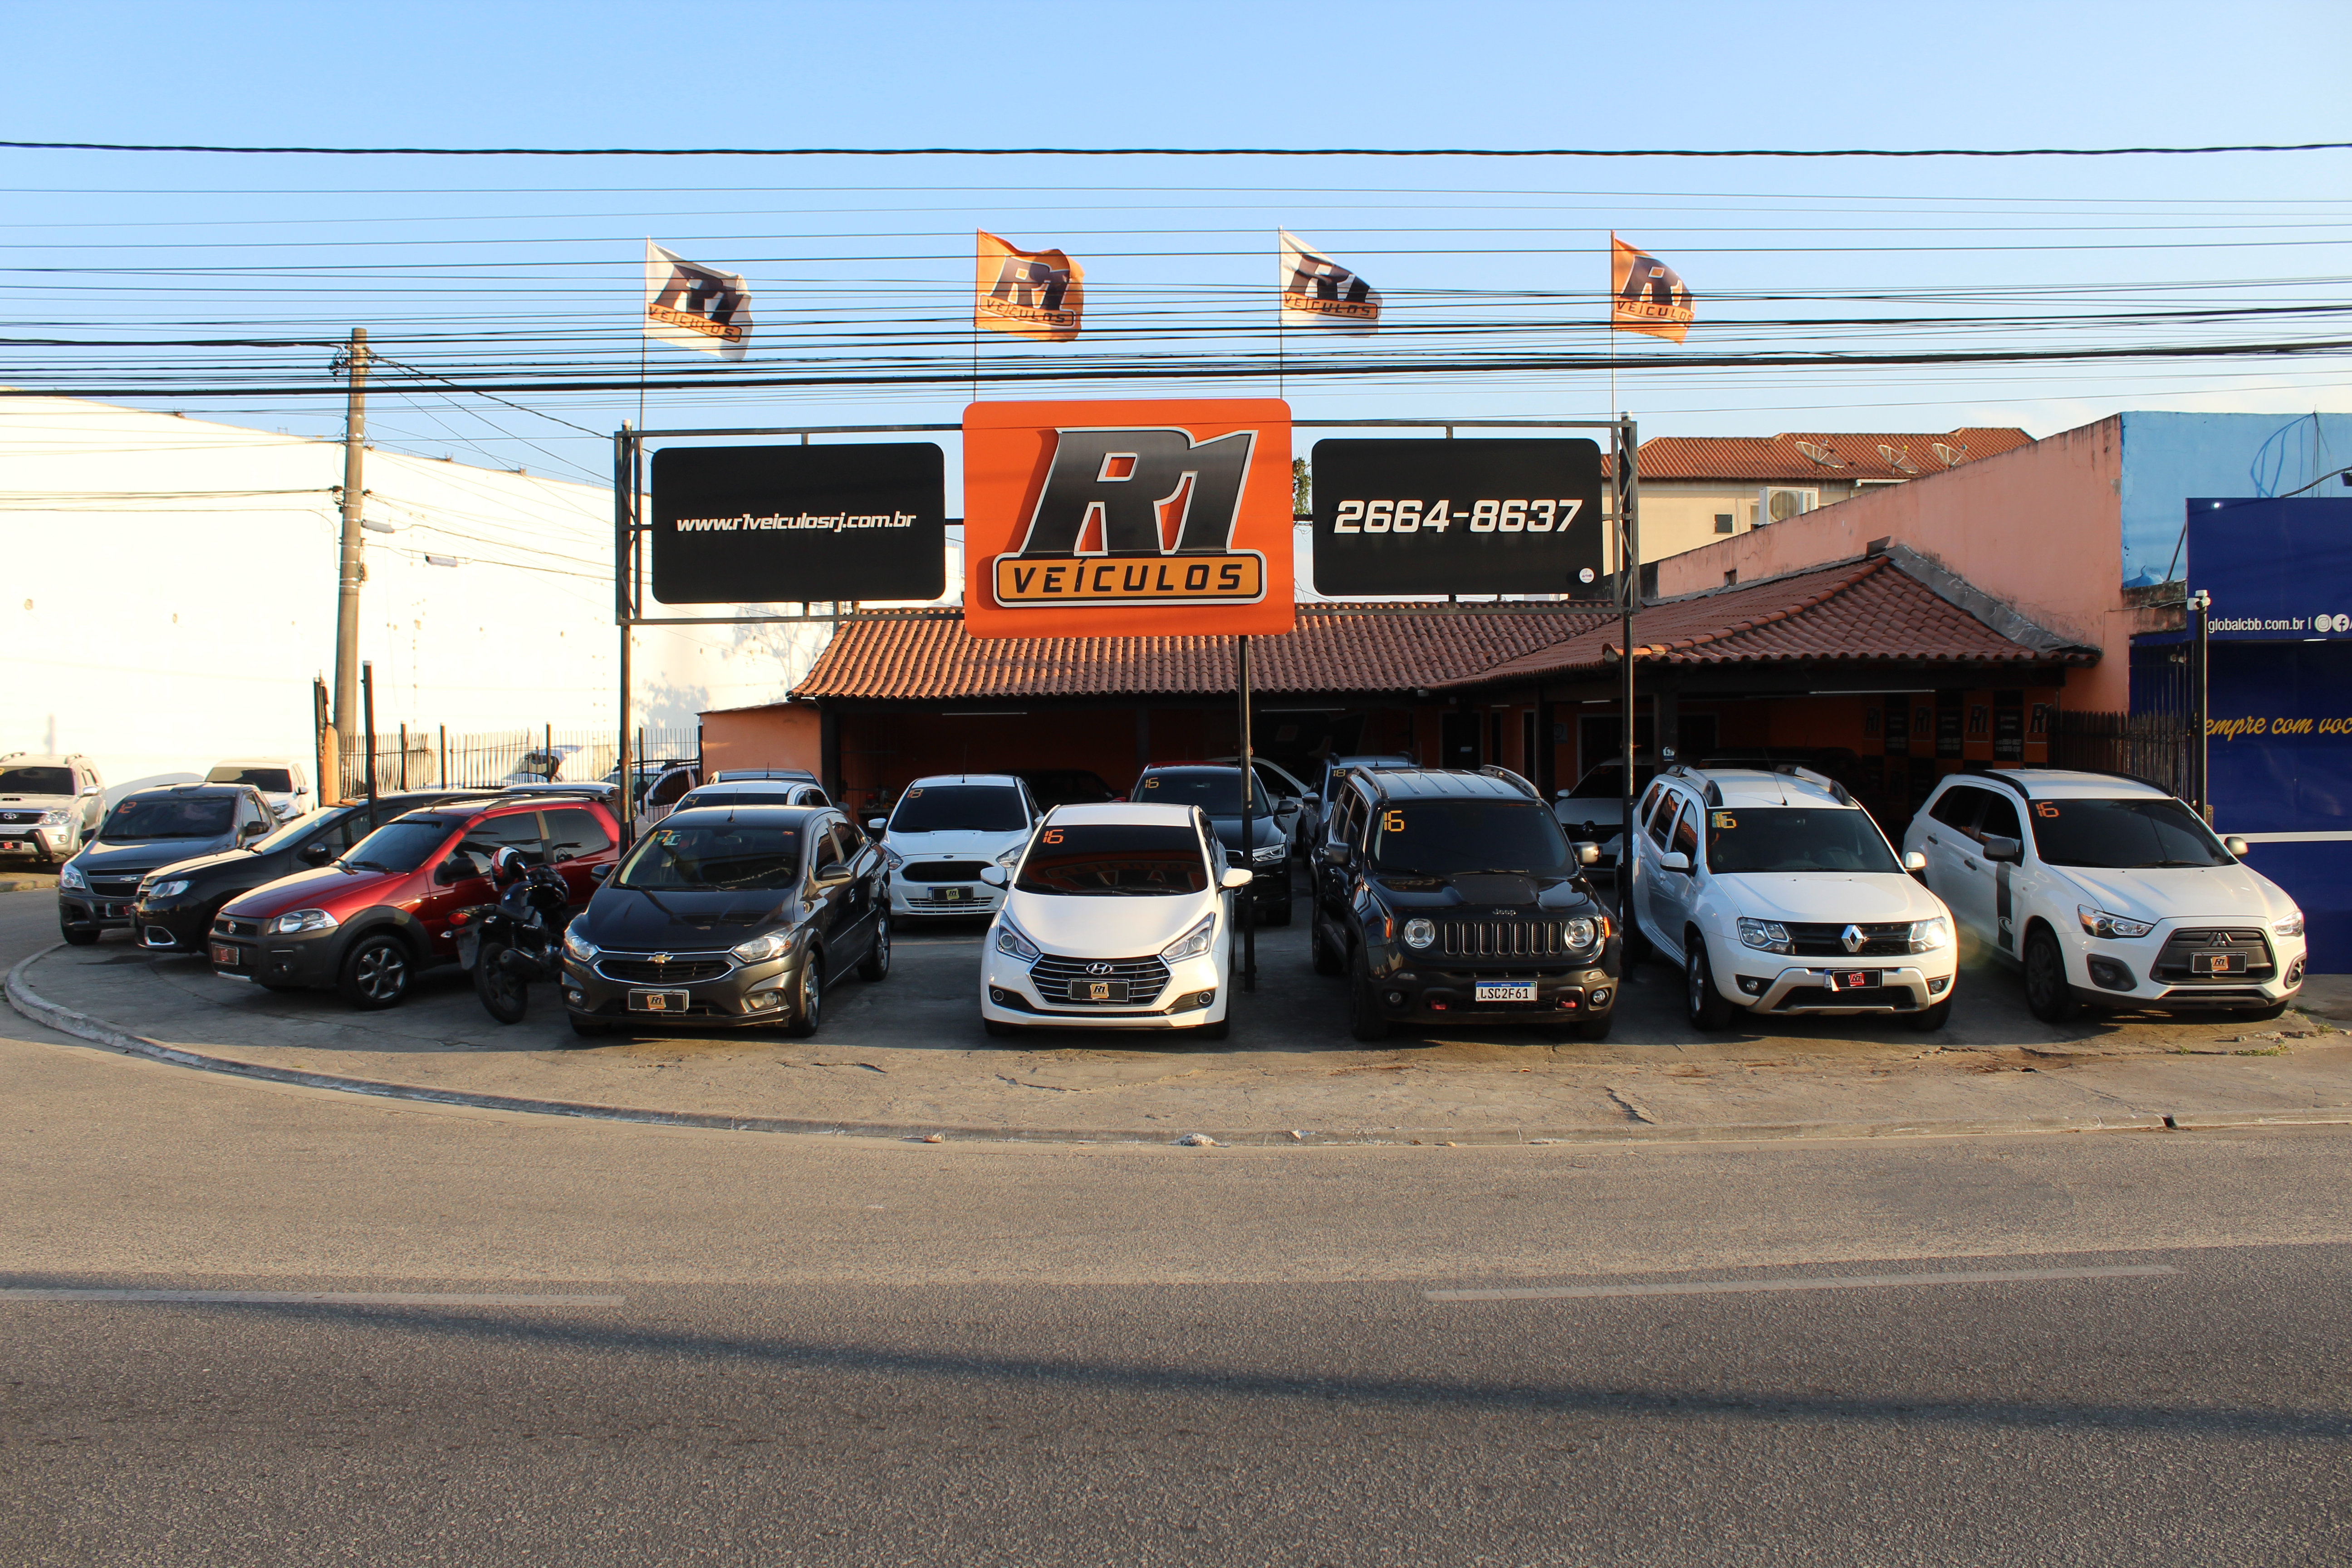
1840;925;1865;954
653;952;672;965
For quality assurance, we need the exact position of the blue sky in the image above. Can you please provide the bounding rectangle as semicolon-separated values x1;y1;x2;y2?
5;0;2349;489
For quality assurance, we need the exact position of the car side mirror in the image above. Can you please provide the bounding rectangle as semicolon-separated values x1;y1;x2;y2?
2222;835;2250;858
82;785;102;797
1275;798;1298;816
1321;842;1352;867
434;858;467;885
1903;849;1929;875
866;818;887;834
1220;867;1254;890
240;821;270;840
814;863;855;887
302;841;333;865
1573;841;1601;866
1660;850;1691;873
588;863;613;881
1981;834;2024;865
980;865;1009;887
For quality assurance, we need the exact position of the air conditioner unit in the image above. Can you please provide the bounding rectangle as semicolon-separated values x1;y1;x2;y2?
1758;487;1817;525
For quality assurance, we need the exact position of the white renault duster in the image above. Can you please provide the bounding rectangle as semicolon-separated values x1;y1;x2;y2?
1628;765;1960;1030
1903;768;2306;1022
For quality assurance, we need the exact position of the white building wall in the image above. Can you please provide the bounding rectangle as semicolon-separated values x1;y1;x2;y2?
0;396;886;793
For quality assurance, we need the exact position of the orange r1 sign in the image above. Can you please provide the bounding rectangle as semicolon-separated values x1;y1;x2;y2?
961;399;1296;638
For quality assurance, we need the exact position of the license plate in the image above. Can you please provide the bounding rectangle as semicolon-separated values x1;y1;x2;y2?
0;833;23;844
932;887;968;902
2192;950;2243;974
1068;980;1128;1003
1475;981;1538;1002
99;902;126;919
628;989;691;1013
210;943;240;967
1825;971;1878;992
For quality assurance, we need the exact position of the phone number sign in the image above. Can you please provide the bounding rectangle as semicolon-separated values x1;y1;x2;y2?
1309;438;1606;597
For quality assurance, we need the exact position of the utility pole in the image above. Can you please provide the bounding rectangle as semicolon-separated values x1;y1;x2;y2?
333;327;371;760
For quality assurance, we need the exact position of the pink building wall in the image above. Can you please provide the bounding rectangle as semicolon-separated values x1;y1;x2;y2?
1651;416;2134;710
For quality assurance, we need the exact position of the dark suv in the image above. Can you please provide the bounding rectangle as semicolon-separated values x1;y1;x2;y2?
59;783;276;945
1309;767;1619;1041
208;792;622;1009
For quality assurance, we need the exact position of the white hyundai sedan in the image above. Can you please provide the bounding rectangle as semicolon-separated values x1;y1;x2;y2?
977;802;1253;1039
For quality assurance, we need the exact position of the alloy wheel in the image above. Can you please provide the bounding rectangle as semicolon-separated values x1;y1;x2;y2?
355;942;407;1003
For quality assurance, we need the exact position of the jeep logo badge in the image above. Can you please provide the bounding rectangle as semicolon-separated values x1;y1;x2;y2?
1840;925;1865;954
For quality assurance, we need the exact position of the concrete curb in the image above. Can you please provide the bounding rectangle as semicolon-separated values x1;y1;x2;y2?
3;944;2340;1150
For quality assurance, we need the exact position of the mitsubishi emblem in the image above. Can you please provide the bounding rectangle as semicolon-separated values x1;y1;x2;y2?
1086;961;1113;975
1840;925;1865;954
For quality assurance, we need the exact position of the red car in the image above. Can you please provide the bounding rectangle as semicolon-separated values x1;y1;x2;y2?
207;793;622;1009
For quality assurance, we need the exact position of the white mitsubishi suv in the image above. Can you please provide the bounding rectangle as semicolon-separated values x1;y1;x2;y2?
1903;768;2306;1023
1628;764;1960;1030
867;774;1039;921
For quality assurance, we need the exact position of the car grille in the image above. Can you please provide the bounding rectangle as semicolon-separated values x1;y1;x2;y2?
1029;951;1172;1005
2151;928;2274;983
900;861;986;883
598;954;734;985
87;875;144;898
1785;922;1913;958
0;810;45;826
212;916;261;938
1437;919;1591;960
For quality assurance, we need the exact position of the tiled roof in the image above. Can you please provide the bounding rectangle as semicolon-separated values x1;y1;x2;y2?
1443;555;2094;687
1620;427;2032;483
791;606;1616;701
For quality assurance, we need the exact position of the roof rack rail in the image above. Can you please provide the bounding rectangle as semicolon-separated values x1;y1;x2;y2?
1475;764;1541;800
1959;763;2033;802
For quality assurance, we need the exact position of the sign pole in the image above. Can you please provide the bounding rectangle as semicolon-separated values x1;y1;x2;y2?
2190;588;2211;820
615;424;636;849
1237;633;1257;993
1616;417;1641;938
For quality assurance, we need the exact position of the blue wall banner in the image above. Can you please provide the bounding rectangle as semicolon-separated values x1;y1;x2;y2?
2187;497;2352;640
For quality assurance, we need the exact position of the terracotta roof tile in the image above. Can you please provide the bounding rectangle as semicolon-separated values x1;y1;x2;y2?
1445;555;2092;687
1617;427;2031;483
792;606;1616;701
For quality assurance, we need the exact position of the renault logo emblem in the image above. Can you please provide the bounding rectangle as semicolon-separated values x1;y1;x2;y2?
1840;925;1865;954
1086;961;1113;975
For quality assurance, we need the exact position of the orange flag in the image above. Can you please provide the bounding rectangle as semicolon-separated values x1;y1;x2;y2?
975;230;1085;342
1611;234;1694;343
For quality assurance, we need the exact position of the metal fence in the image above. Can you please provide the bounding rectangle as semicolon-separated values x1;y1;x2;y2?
2050;710;2190;796
334;725;701;802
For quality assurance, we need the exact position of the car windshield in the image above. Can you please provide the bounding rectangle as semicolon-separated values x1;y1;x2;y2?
206;765;294;792
340;819;455;873
1369;802;1573;875
0;766;74;796
617;824;803;890
1136;769;1272;814
101;796;235;839
1566;765;1657;800
889;784;1027;834
1017;824;1209;896
2028;796;2232;868
1705;808;1902;874
251;807;348;854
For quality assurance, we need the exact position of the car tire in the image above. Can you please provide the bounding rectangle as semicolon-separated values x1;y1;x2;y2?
1684;934;1738;1031
786;956;823;1038
2023;928;2078;1023
60;919;98;947
1905;997;1955;1032
337;932;413;1011
1348;948;1389;1043
983;1018;1020;1039
1310;914;1343;976
568;1014;610;1039
858;916;892;981
473;942;529;1025
1573;1010;1615;1042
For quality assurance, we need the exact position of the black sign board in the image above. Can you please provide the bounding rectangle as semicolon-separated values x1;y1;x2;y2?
1310;438;1606;597
1993;691;2026;762
650;443;945;606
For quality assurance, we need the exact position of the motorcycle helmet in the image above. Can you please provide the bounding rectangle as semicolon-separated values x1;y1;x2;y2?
491;845;529;884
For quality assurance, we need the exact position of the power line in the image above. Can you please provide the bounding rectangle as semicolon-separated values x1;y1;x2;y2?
5;139;2351;158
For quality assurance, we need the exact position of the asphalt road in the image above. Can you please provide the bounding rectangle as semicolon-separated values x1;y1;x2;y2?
5;891;2350;1565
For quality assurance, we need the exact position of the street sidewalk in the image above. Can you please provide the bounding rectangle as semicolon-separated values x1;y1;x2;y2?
7;892;2349;1145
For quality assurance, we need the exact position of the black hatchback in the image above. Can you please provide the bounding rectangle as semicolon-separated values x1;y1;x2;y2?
127;791;487;954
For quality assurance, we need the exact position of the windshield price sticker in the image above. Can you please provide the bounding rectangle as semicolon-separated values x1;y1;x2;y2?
1712;812;1737;829
1311;437;1605;597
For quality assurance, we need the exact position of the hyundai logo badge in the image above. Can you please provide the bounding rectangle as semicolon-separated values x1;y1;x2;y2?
1840;925;1865;954
1086;961;1113;975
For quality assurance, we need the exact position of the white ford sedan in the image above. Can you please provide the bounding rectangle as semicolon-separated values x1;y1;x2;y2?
978;802;1253;1039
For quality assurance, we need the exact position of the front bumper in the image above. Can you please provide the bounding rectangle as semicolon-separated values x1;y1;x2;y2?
564;949;803;1028
980;950;1226;1030
1371;945;1620;1024
1730;960;1954;1014
58;889;139;931
206;918;349;988
0;824;74;859
2066;926;2305;1010
133;896;215;952
889;877;1001;919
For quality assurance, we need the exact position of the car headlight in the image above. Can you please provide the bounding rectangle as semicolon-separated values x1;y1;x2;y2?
146;878;191;900
2078;905;2154;940
1737;916;1793;954
729;928;798;964
1160;912;1217;964
1908;916;1953;952
2274;910;2306;939
59;862;89;891
562;926;600;965
1562;916;1598;951
880;843;905;872
41;808;70;827
1251;843;1287;865
268;908;338;935
994;918;1041;964
1402;916;1436;950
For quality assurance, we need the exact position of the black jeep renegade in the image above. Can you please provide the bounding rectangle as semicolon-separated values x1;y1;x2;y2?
1309;767;1620;1041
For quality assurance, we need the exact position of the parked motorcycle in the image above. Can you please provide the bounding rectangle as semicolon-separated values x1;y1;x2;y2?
456;848;574;1025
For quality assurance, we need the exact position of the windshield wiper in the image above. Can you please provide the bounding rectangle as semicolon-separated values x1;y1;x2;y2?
343;858;392;872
